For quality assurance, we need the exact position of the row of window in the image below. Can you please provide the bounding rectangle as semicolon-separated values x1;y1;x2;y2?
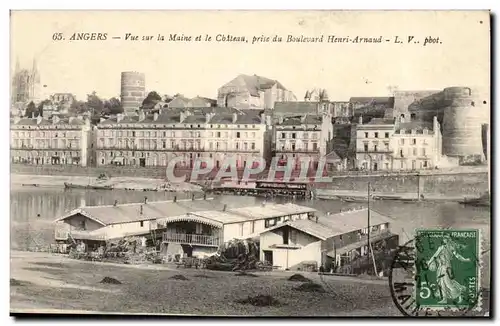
99;124;260;136
279;132;319;140
363;131;390;139
11;151;80;157
12;139;80;149
12;131;81;138
278;142;318;151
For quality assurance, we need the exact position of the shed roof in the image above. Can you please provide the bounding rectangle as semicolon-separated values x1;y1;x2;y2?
259;209;392;240
226;203;317;221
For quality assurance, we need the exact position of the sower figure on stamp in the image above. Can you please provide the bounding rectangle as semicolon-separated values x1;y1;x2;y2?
427;234;471;304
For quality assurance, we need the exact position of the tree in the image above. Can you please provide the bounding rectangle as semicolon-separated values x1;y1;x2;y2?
141;91;162;110
36;99;51;117
70;100;88;115
87;91;105;116
104;97;123;115
25;101;37;118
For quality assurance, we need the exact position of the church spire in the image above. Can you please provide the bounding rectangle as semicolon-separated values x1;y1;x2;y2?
15;56;20;73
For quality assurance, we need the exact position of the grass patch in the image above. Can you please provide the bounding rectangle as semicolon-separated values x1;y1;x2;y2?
194;274;215;279
99;277;122;285
10;278;29;286
235;272;258;277
293;282;325;293
31;262;66;269
236;295;280;307
287;274;311;282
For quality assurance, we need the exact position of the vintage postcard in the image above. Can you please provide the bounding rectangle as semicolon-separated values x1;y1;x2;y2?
9;10;491;317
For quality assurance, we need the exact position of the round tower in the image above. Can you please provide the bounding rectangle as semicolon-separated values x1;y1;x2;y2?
442;87;488;159
120;72;146;115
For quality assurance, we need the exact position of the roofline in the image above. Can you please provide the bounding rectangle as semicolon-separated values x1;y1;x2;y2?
76;197;215;209
260;221;327;241
53;208;107;226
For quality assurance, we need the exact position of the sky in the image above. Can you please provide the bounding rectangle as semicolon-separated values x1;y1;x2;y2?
10;10;490;102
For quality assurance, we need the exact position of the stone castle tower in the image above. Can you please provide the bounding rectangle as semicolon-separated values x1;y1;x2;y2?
11;57;41;105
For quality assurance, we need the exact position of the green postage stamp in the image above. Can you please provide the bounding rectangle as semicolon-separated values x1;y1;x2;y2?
415;228;481;311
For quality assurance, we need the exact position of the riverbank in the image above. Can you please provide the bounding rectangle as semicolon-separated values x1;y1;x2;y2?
10;250;399;316
10;174;202;193
315;189;483;202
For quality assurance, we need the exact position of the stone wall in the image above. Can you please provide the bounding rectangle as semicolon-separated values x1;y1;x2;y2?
11;164;488;196
316;172;488;196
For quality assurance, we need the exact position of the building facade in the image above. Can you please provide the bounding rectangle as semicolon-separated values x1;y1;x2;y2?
217;74;296;109
10;115;93;167
354;117;396;171
391;116;442;170
95;109;272;169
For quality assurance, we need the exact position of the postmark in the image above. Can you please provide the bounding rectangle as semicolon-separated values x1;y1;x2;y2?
389;228;488;317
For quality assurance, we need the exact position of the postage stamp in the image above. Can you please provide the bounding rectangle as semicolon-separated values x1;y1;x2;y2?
414;228;481;311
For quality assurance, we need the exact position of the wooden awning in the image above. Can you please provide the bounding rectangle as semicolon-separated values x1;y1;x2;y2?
157;214;223;229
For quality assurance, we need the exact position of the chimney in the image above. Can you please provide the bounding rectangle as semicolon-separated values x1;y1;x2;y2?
114;200;118;206
260;112;265;124
173;196;177;203
266;115;272;126
205;113;211;123
232;112;238;123
144;196;148;204
433;116;438;131
13;116;21;124
140;205;143;215
80;198;86;207
278;116;284;124
100;117;106;123
192;193;195;201
358;115;363;124
153;112;159;121
117;113;124;123
315;216;318;223
180;111;186;122
138;110;146;121
223;204;227;211
35;114;43;125
300;114;307;123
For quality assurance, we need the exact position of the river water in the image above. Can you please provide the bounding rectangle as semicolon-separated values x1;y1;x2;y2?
10;185;491;286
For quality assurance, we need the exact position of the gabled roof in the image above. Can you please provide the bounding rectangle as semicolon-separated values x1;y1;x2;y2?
54;198;224;226
221;74;288;97
260;208;393;240
260;219;337;241
278;114;322;126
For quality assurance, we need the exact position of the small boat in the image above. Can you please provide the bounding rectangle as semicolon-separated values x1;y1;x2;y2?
22;183;39;187
459;194;490;207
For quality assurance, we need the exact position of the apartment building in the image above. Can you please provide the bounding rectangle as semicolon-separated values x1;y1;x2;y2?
391;116;442;170
95;108;272;169
274;113;334;169
10;115;93;166
354;117;395;171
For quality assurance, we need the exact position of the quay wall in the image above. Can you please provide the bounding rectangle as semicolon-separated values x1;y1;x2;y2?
317;172;488;196
10;164;488;196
